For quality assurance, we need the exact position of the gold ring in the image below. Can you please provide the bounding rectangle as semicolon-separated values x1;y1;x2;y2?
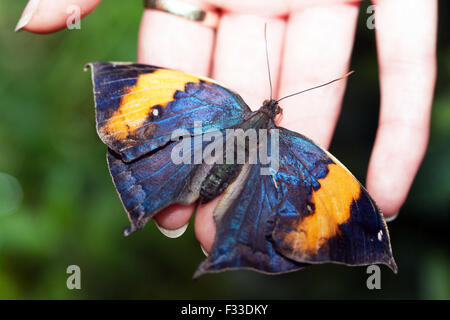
144;0;220;29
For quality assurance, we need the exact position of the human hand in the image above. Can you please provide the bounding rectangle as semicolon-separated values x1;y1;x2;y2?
17;0;437;254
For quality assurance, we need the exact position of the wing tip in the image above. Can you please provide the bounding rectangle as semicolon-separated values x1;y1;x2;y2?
122;222;144;237
84;61;135;72
122;225;135;237
83;61;103;73
83;63;92;72
386;257;399;274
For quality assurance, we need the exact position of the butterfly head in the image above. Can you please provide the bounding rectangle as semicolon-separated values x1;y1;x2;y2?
260;99;282;120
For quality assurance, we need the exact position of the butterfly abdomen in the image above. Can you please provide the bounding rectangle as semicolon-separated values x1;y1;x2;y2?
199;111;273;204
199;163;243;204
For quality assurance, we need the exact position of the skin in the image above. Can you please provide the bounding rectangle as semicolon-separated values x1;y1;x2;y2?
18;0;437;253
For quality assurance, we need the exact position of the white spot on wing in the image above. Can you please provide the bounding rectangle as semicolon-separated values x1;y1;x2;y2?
377;230;383;241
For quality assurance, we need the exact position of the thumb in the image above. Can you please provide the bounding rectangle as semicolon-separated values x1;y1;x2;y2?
15;0;101;33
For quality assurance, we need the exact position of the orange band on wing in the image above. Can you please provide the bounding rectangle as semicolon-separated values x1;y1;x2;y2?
101;69;211;139
284;163;361;255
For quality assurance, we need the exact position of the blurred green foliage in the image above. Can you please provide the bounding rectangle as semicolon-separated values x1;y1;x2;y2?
0;0;448;299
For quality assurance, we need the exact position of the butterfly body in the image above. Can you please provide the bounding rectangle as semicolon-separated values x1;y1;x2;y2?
200;162;243;203
199;101;280;203
87;62;398;277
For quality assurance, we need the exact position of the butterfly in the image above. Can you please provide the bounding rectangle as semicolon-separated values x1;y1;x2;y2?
86;61;397;278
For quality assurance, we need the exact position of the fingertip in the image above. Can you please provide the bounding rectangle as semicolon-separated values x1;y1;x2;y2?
366;123;429;218
15;0;40;32
153;203;194;230
194;198;218;253
155;221;189;238
385;211;399;223
366;159;408;218
16;0;101;34
367;167;404;216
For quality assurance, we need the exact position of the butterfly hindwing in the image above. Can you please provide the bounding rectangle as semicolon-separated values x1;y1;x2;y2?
87;62;252;162
195;162;307;277
107;135;214;234
195;125;397;277
272;128;397;272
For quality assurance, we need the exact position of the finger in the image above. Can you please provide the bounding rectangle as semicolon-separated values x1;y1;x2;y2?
367;0;437;217
138;6;215;76
278;2;360;149
16;0;101;33
194;198;219;253
212;13;286;108
153;204;193;234
141;4;217;231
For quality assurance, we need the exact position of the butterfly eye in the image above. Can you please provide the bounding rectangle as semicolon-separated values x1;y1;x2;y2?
377;230;383;241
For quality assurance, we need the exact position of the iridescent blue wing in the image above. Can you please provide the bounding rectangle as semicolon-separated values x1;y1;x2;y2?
194;163;307;277
195;126;397;277
107;136;211;235
272;127;397;272
87;62;252;162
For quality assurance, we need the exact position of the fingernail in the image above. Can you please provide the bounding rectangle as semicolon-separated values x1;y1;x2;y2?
200;244;208;257
155;222;189;238
15;0;40;32
385;211;399;223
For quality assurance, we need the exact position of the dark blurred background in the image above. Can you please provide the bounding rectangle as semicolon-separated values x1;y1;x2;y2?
0;0;448;299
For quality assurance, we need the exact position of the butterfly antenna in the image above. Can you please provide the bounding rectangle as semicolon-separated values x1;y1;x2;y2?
264;23;273;100
277;71;355;103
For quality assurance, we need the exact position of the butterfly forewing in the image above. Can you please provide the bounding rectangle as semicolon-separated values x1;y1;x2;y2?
88;62;252;162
